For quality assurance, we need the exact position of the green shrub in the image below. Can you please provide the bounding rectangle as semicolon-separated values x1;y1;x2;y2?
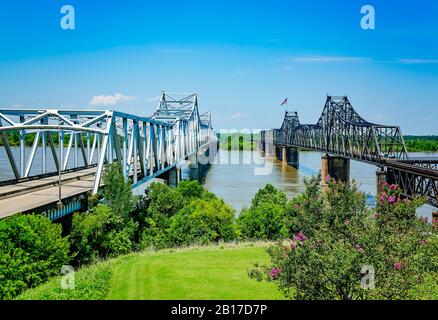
252;177;438;300
146;182;184;218
176;180;205;202
103;163;136;218
16;260;113;300
238;203;288;240
0;214;70;300
238;184;288;241
250;184;287;209
70;205;137;265
168;198;236;246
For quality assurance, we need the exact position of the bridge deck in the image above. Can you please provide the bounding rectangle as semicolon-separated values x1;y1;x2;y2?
0;168;97;219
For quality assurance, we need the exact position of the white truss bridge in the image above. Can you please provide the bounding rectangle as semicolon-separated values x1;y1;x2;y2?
0;92;217;219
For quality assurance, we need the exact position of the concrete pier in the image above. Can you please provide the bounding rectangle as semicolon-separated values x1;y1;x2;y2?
376;168;386;195
189;154;200;181
321;154;350;184
168;167;181;188
275;144;282;161
284;146;299;168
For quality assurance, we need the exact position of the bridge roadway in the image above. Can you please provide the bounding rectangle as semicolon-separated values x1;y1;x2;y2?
0;167;97;219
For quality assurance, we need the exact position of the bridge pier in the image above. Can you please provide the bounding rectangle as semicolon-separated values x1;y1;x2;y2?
274;144;281;160
321;154;350;186
376;168;387;195
283;146;299;168
189;154;200;181
168;167;181;188
433;212;438;227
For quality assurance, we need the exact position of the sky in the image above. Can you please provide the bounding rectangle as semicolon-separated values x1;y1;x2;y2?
0;0;437;134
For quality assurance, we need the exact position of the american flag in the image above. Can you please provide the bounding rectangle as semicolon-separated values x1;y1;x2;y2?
281;98;288;106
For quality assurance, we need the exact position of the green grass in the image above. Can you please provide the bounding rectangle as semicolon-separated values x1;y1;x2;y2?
108;244;284;300
16;260;114;300
17;243;285;300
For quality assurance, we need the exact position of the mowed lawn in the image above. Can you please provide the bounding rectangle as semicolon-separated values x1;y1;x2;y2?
107;245;284;300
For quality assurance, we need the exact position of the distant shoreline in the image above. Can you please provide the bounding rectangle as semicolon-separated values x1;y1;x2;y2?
217;133;438;152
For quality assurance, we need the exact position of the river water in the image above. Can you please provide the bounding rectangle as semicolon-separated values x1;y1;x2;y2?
203;150;436;220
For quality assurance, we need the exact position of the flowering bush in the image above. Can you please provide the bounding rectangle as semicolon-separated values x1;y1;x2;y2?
249;176;438;300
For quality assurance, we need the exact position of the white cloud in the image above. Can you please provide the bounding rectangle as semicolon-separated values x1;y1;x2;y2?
289;55;371;63
398;58;438;64
89;93;138;106
145;96;160;102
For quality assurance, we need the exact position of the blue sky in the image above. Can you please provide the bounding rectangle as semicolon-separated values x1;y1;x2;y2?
0;0;437;134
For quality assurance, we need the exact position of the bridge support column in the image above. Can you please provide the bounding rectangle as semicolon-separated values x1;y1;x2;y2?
189;154;200;181
321;154;350;186
284;146;299;168
281;146;287;163
168;167;181;188
433;212;438;227
376;168;386;195
275;144;282;161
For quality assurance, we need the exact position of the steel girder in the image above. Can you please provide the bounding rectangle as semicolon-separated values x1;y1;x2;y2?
0;93;215;194
267;96;409;164
386;162;438;208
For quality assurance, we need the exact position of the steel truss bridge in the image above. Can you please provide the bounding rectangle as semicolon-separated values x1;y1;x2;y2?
261;96;438;207
0;92;217;219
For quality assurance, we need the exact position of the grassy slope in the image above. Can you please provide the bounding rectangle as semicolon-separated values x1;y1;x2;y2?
17;243;284;300
108;245;284;300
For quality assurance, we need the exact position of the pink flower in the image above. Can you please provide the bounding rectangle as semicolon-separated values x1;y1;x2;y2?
294;232;307;242
270;268;281;279
390;184;397;191
393;262;403;270
290;241;297;249
325;174;331;182
355;244;365;253
420;240;428;245
344;219;350;225
387;195;397;204
379;194;387;202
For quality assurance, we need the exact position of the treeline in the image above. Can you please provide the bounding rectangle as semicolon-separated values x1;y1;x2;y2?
218;133;259;151
404;136;438;152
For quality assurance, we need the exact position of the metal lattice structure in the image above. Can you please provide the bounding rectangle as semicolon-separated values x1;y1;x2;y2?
0;92;215;195
271;96;409;164
261;96;438;207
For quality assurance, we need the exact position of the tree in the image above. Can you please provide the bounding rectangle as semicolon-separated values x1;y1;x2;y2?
250;177;438;300
250;184;287;209
168;198;236;246
238;184;288;241
70;205;136;265
238;203;288;240
176;180;205;203
0;214;70;300
103;163;136;219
